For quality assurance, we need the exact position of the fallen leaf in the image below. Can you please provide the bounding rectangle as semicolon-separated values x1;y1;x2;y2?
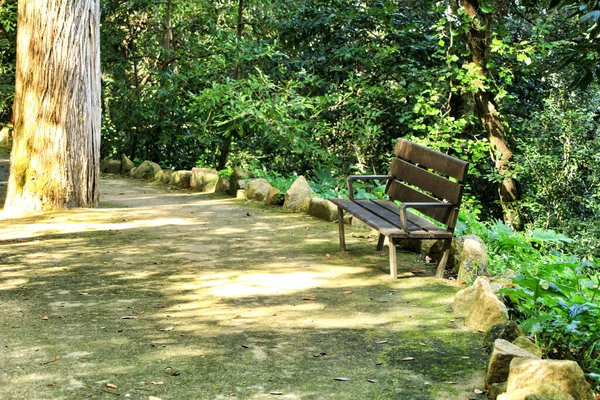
375;340;388;345
150;381;165;386
166;314;175;318
148;397;163;400
106;383;117;389
342;291;353;295
153;305;168;309
160;327;174;331
419;343;426;346
474;388;484;394
121;316;136;319
42;316;49;321
412;269;426;274
79;293;89;296
241;344;250;348
47;383;56;387
425;256;433;263
334;377;350;381
270;392;283;395
367;379;377;384
302;297;317;301
445;381;457;385
59;316;65;319
325;254;331;259
388;289;398;293
401;357;415;361
179;334;189;337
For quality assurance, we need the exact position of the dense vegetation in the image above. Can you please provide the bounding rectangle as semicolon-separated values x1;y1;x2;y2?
1;0;600;388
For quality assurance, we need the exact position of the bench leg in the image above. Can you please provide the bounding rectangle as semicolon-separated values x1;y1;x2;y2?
388;239;398;279
436;239;452;279
337;206;346;251
376;233;385;252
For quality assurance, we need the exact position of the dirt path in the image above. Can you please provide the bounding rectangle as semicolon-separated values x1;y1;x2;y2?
0;160;487;399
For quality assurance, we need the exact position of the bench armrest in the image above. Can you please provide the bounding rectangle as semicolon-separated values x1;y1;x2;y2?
347;175;393;200
399;202;455;231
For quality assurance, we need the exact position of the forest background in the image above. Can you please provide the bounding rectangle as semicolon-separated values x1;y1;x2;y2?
3;0;600;389
1;0;599;256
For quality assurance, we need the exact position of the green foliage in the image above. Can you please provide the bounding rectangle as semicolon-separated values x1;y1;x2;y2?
0;0;16;127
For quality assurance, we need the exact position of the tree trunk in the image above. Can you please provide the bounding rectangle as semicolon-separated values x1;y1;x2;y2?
461;0;522;228
217;0;244;170
4;0;101;213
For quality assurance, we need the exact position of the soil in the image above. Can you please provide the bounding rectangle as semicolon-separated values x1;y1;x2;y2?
0;149;487;399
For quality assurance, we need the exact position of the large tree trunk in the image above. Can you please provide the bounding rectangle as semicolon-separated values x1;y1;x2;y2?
462;0;522;228
4;0;101;213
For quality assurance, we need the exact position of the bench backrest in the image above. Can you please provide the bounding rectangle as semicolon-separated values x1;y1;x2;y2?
386;138;469;228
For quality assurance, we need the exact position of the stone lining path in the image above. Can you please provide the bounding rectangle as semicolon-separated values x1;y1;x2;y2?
0;153;487;399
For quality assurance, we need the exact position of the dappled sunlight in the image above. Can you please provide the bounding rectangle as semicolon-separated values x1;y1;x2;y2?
1;177;485;399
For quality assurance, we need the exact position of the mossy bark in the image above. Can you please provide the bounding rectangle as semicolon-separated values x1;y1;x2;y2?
5;0;101;213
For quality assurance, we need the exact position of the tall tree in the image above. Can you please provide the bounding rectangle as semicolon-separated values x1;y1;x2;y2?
4;0;101;213
461;0;522;227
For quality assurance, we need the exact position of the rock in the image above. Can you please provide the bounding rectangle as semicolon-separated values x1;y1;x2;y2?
100;159;122;175
131;161;161;181
265;187;284;206
497;382;575;400
156;169;173;184
483;321;525;352
308;198;339;222
121;154;135;175
512;336;542;359
450;236;466;273
169;171;192;189
488;381;508;400
452;279;480;318
457;235;489;284
402;239;443;256
228;167;255;196
284;176;314;213
486;339;540;386
505;358;594;400
130;166;138;176
236;189;246;200
246;178;272;202
191;168;219;192
351;216;371;230
215;176;230;194
466;277;509;332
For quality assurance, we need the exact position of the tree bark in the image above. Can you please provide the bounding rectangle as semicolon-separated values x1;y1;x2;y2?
4;0;101;213
217;0;244;171
461;0;522;228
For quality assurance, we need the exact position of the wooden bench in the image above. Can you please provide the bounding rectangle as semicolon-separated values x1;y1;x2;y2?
330;138;468;279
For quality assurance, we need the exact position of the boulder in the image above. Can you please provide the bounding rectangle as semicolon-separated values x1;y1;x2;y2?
228;167;255;196
497;382;575;400
486;339;540;386
191;168;219;192
284;176;313;213
465;277;509;332
264;187;284;206
169;170;192;189
100;159;122;175
215;176;230;194
131;161;161;181
452;280;480;318
457;235;489;284
246;178;272;202
505;358;594;400
121;154;135;175
483;321;525;352
156;169;173;184
512;336;542;359
308;198;339;222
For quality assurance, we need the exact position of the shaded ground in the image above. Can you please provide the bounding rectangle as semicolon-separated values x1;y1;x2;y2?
0;151;487;399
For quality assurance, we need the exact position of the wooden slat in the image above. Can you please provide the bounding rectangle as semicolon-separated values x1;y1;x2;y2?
394;138;468;182
330;199;408;238
355;200;428;236
386;180;454;225
372;200;446;233
389;158;463;204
